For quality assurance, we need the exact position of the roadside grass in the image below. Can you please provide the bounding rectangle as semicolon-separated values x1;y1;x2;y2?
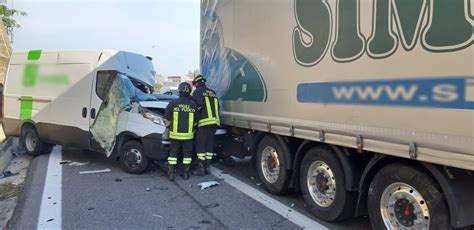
0;182;22;200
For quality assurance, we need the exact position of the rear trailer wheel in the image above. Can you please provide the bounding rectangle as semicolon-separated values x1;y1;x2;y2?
300;147;355;222
21;125;45;157
119;140;149;174
256;135;291;195
368;163;450;230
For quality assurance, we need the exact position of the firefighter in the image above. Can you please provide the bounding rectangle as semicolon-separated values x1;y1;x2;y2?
191;74;220;176
164;82;198;181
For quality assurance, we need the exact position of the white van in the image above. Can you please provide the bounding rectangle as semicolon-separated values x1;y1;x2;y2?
2;50;172;174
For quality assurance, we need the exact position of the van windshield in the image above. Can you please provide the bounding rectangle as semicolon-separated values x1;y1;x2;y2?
118;73;158;103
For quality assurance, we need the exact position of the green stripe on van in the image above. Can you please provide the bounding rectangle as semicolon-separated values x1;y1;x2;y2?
27;50;42;60
20;96;33;120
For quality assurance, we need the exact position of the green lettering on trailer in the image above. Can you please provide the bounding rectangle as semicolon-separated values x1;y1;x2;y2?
20;96;33;120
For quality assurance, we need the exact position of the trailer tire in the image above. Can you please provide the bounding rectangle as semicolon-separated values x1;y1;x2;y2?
119;140;149;174
368;163;450;229
300;147;355;222
256;135;291;195
21;125;45;157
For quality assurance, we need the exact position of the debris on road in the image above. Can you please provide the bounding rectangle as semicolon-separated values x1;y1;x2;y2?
198;220;212;224
256;183;262;186
291;203;295;207
87;207;95;211
79;168;111;175
0;171;18;179
204;203;219;209
145;188;151;191
46;218;54;222
68;161;89;166
198;181;220;190
250;176;255;180
115;178;122;182
152;214;163;218
59;160;72;165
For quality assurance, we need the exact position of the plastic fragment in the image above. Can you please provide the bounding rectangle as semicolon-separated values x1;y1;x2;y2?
68;161;89;166
198;181;220;190
79;168;112;175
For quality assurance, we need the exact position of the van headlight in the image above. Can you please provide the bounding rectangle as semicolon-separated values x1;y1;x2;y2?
141;109;166;126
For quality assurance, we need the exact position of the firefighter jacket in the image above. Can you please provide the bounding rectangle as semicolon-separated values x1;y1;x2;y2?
192;85;220;127
164;96;199;140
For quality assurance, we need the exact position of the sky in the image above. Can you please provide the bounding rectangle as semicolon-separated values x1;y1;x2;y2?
10;0;200;77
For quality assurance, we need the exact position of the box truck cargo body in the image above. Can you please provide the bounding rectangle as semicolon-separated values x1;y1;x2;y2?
2;50;171;173
201;0;473;228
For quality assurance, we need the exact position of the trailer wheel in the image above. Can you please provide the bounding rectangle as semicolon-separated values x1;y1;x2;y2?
21;125;46;157
368;163;450;229
256;135;291;194
300;147;355;221
119;140;149;174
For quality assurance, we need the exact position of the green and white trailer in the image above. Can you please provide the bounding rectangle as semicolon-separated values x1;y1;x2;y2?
201;0;474;228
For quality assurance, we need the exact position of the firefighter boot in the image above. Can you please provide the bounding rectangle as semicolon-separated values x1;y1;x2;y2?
183;165;190;180
204;160;211;175
167;165;175;181
192;161;206;176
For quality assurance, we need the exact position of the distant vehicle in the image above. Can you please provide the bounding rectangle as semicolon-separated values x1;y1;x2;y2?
161;89;179;96
202;0;474;229
2;50;171;174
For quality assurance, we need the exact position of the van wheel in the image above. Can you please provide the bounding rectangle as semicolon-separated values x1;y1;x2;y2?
21;125;44;157
119;140;149;174
300;147;355;222
256;135;291;195
368;163;449;229
41;144;55;154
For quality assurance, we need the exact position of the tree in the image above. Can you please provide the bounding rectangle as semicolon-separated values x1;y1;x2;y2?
0;1;26;36
186;69;200;78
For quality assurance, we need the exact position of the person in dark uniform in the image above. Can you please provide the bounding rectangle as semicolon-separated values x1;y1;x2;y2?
191;75;220;176
164;82;198;181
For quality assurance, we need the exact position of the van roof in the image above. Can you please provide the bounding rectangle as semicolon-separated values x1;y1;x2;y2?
10;49;156;87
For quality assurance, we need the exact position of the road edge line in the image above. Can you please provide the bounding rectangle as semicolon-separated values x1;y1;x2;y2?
210;166;328;230
37;147;62;230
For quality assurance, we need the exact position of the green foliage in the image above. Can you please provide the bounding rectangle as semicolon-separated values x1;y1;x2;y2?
155;83;163;92
0;1;27;35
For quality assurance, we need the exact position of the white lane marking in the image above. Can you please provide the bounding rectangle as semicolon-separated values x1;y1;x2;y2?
230;52;238;61
210;166;328;230
239;67;246;77
37;147;62;230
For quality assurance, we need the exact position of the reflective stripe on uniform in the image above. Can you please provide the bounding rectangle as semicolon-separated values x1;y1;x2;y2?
170;111;195;140
168;157;177;165
183;158;192;165
188;113;194;134
198;118;218;127
172;111;178;133
197;153;206;161
206;152;213;160
205;96;213;120
214;98;220;125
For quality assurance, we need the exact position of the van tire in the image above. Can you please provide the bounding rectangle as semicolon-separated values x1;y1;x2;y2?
119;140;149;174
41;144;55;154
300;147;355;222
21;125;44;157
256;135;291;195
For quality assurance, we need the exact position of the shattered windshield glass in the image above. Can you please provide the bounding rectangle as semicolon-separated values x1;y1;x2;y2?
91;72;162;156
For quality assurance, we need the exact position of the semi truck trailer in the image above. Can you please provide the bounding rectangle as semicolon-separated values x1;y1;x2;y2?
201;0;474;228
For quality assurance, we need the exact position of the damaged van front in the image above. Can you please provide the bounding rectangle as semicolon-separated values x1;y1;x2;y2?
90;53;174;174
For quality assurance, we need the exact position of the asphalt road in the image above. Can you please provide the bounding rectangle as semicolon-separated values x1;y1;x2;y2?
9;146;372;229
